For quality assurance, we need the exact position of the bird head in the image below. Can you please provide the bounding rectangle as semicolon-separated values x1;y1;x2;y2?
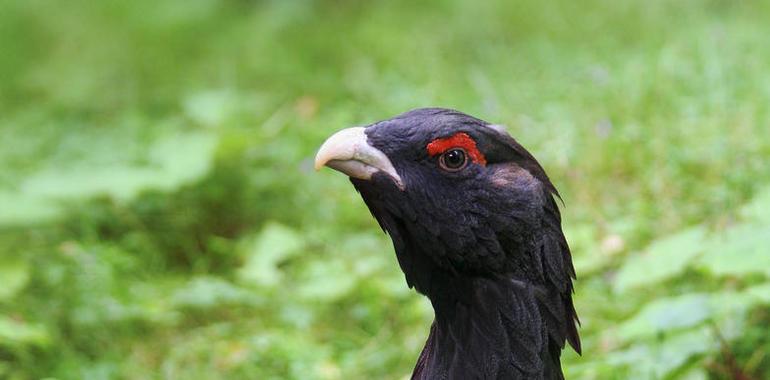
316;108;581;363
316;108;572;293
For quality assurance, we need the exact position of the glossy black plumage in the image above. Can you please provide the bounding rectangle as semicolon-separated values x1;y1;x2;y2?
344;108;580;379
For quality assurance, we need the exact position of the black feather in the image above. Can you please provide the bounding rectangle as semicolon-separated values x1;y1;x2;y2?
341;108;580;379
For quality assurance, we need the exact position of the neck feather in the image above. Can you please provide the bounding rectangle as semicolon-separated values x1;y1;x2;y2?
411;276;564;380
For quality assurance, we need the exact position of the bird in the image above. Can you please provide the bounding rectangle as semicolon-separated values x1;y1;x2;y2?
315;108;580;380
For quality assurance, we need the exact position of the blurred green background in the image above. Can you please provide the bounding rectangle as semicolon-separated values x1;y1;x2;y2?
2;0;770;379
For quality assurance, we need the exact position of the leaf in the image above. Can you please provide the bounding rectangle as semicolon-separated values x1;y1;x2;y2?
0;191;62;226
150;131;219;186
0;315;49;348
605;327;715;379
0;131;219;227
172;276;260;310
296;258;357;301
741;282;770;305
20;166;165;201
741;185;770;223
616;289;757;345
237;223;305;287
333;233;390;278
651;327;712;378
614;226;706;292
617;293;714;341
183;91;236;127
0;258;30;301
19;132;218;202
697;224;770;278
601;345;655;378
678;367;709;380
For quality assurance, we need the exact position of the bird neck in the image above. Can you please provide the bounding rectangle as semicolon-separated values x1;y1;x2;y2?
410;275;560;380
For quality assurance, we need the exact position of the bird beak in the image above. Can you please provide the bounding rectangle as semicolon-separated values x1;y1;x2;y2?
315;127;405;190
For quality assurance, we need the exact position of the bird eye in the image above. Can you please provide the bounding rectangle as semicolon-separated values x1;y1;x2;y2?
439;149;467;171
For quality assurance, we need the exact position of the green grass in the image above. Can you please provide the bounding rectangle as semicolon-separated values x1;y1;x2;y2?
1;0;770;379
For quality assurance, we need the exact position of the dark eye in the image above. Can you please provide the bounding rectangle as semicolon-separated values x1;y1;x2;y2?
439;149;467;171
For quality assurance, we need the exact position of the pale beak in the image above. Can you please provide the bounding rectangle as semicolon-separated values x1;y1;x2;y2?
315;127;404;190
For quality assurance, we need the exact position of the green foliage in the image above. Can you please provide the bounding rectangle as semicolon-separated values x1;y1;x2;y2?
0;258;29;302
741;186;770;224
238;223;306;287
1;0;770;379
698;225;770;278
614;227;707;292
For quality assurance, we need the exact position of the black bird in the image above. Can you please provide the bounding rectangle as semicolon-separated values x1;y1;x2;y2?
315;108;580;379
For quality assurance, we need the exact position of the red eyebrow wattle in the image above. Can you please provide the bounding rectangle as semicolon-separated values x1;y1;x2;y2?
426;132;487;166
